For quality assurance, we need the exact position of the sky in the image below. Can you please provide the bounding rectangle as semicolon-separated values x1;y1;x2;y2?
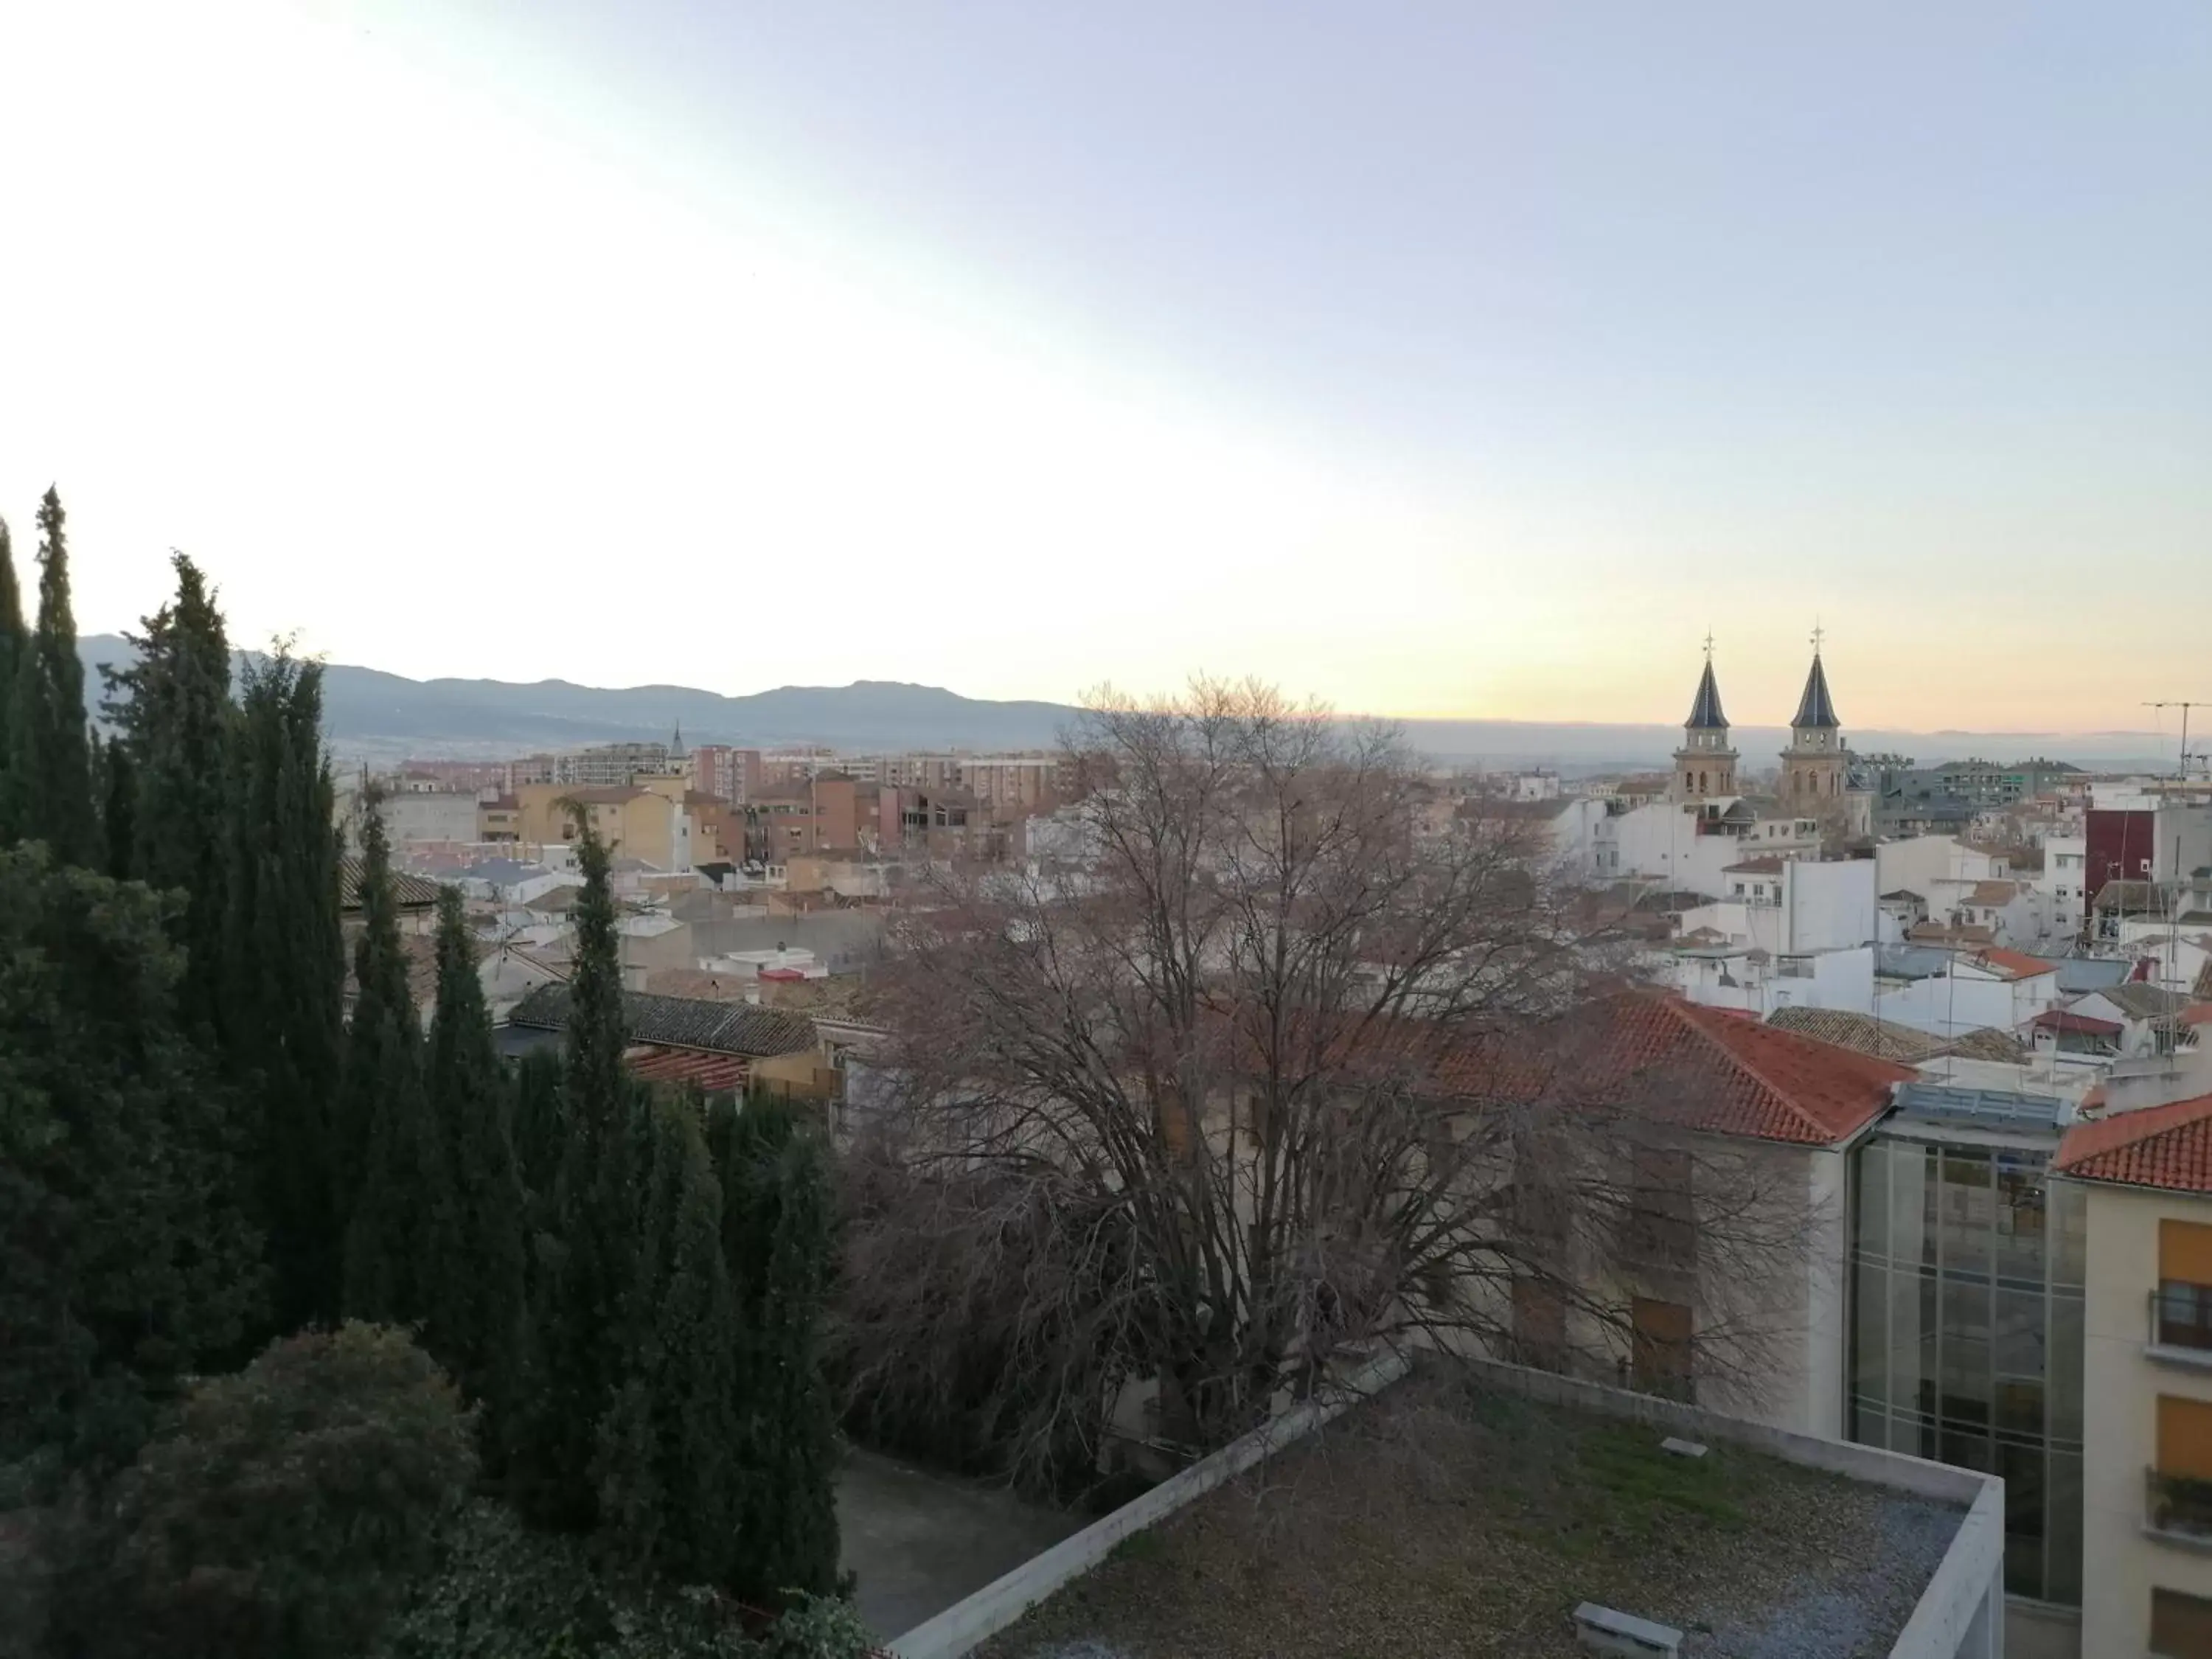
1;1;2206;734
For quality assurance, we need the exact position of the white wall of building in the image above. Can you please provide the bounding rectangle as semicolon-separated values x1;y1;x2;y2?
361;789;479;847
1876;836;2003;902
2039;835;2087;941
1876;967;2049;1040
1783;858;1877;953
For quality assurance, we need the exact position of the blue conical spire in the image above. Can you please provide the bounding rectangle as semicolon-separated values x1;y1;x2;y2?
1791;654;1840;730
1686;658;1728;730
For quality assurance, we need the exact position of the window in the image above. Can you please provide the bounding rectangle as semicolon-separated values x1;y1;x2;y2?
2159;1222;2212;1351
2152;1587;2212;1657
1630;1296;1693;1400
1627;1145;1694;1267
1512;1277;1568;1373
1733;882;1745;896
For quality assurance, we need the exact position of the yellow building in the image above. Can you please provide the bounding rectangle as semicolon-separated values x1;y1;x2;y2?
510;782;684;871
2057;1090;2212;1658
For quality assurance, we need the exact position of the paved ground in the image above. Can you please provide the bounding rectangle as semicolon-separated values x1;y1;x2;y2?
838;1448;1085;1643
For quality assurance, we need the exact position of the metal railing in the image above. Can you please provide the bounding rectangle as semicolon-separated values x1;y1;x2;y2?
2147;1467;2212;1543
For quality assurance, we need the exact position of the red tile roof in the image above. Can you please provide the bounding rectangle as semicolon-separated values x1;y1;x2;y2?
624;1044;751;1094
2180;1003;2212;1029
1973;947;2053;981
2056;1092;2212;1192
2030;1008;2123;1036
1462;992;1911;1147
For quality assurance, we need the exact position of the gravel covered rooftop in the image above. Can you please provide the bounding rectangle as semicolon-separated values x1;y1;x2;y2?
977;1362;1964;1659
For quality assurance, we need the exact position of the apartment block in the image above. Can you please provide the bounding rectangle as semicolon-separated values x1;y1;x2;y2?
2059;1092;2212;1658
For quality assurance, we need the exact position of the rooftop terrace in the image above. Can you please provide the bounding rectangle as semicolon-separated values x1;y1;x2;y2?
959;1360;1986;1659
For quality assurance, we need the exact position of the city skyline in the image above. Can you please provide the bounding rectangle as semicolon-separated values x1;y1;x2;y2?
3;1;2206;733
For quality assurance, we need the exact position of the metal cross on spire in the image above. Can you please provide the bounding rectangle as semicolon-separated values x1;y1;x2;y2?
1810;619;1826;656
1703;628;1714;661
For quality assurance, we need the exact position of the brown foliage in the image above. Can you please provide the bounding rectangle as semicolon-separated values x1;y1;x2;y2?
841;681;1818;1486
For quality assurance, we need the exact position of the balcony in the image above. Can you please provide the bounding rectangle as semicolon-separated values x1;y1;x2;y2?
2146;1468;2212;1548
2149;1287;2212;1371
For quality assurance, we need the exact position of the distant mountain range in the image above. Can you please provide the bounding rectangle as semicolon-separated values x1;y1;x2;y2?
75;634;2183;772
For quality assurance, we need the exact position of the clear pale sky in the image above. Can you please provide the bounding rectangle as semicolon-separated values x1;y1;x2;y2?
1;1;2206;732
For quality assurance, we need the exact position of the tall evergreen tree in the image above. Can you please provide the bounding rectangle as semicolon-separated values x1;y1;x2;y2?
9;488;97;862
0;514;23;841
0;843;265;1473
100;731;137;881
339;793;445;1324
227;650;346;1329
102;554;234;1030
423;887;526;1413
596;1093;744;1591
511;1044;568;1211
725;1096;842;1605
512;815;644;1531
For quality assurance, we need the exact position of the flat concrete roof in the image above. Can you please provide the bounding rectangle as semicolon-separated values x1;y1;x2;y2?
971;1362;1969;1659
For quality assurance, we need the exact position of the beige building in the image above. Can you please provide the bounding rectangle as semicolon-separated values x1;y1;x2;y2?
2058;1090;2212;1658
511;782;686;871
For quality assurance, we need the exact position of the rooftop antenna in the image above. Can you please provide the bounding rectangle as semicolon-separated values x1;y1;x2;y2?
2143;701;2209;993
2142;701;2208;787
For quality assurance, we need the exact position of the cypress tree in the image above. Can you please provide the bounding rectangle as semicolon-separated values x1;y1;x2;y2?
101;731;136;881
10;488;97;863
0;843;265;1472
597;1093;743;1590
423;886;526;1415
102;553;234;1031
0;514;23;841
732;1107;842;1604
228;650;346;1329
512;1044;568;1212
339;792;443;1324
512;814;644;1531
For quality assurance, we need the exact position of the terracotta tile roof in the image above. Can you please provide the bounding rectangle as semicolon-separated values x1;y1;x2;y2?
1969;880;2024;906
625;1044;751;1095
1941;1026;2033;1064
1483;992;1911;1147
1909;921;1995;946
339;855;444;912
2056;1092;2212;1192
2178;1003;2212;1029
1764;1006;1950;1064
1724;857;1786;875
1972;947;2054;981
2030;1008;2123;1036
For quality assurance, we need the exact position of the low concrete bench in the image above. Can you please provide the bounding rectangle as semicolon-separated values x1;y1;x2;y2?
1572;1602;1683;1658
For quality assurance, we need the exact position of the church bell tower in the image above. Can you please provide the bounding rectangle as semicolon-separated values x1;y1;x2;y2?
1781;626;1848;804
1672;636;1737;804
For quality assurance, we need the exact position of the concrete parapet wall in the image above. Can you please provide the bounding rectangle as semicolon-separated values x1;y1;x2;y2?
888;1349;1411;1659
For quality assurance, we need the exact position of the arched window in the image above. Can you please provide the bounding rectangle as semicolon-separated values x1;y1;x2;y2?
1699;771;1708;793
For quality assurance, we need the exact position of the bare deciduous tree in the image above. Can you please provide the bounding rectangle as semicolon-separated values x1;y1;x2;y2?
838;680;1821;1490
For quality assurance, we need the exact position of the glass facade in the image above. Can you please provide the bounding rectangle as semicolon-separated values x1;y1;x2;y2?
1848;1133;2086;1604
